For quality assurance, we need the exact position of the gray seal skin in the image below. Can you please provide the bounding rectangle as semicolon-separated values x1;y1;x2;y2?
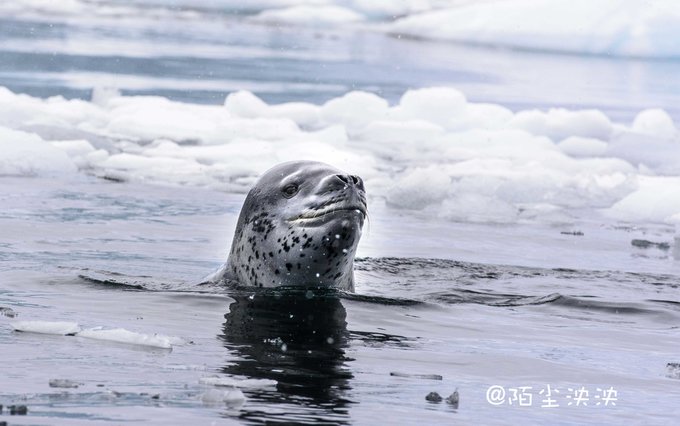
212;161;367;291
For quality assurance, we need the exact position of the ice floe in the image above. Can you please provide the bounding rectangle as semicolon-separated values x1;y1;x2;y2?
199;376;278;389
1;85;679;225
9;320;184;349
388;0;680;59
77;327;186;349
10;320;81;335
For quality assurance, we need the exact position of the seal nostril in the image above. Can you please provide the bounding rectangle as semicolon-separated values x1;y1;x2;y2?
350;175;360;185
335;174;350;184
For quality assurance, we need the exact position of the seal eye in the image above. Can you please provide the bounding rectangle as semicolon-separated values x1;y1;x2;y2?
282;183;299;198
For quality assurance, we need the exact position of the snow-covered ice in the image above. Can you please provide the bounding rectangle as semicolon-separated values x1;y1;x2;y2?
2;85;678;225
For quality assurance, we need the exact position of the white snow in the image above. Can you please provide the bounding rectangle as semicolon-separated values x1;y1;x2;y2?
1;84;679;225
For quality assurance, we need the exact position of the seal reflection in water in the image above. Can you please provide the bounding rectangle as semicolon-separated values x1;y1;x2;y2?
220;290;352;422
209;161;367;292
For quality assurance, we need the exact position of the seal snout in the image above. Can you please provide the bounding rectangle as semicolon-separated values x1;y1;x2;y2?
334;174;364;189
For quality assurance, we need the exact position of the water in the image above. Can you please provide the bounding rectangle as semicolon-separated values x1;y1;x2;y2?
2;176;679;424
2;2;680;425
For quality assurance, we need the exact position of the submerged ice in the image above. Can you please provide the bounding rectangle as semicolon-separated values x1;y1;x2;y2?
1;85;679;226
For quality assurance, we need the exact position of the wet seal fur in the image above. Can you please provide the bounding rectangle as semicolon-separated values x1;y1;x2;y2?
208;161;367;291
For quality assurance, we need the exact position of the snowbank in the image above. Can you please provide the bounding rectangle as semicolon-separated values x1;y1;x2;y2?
1;85;679;225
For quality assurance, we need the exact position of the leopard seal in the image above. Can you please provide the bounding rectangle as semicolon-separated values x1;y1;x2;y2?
208;161;367;291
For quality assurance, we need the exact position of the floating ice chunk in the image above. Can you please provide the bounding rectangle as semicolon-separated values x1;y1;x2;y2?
320;91;390;131
0;126;77;176
11;321;81;335
558;136;608;158
225;91;321;128
104;95;241;141
440;129;558;161
201;388;227;404
49;379;81;388
453;103;513;130
98;153;203;175
224;91;268;118
105;97;228;142
607;132;680;173
387;167;452;209
398;87;467;127
201;388;246;407
205;117;300;145
199;377;277;389
268;102;321;128
0;87;106;131
223;389;246;407
51;139;96;158
251;5;365;26
508;108;613;141
632;108;677;139
358;119;445;143
607;176;680;223
77;327;184;349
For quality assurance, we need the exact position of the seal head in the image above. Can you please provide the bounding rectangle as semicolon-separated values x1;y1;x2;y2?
215;161;367;291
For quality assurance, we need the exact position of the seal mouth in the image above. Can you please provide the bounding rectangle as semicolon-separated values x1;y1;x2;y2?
289;202;367;224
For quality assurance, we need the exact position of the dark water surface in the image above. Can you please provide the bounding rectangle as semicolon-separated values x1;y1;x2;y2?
1;176;679;424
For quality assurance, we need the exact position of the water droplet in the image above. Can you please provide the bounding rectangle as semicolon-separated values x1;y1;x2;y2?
326;337;334;344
